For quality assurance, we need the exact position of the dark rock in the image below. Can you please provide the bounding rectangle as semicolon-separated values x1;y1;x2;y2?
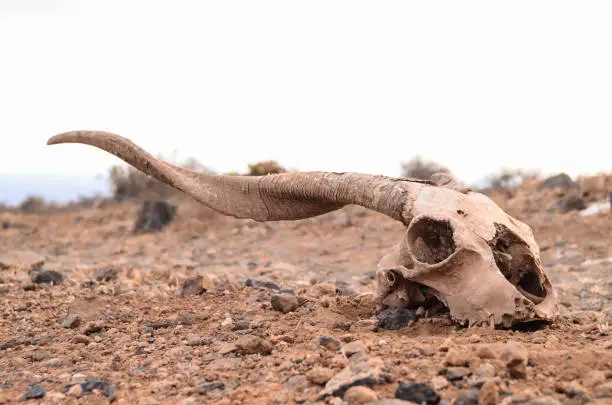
147;321;171;330
454;389;480;405
247;261;258;270
243;278;280;290
198;382;225;394
333;322;352;332
93;267;118;282
271;293;299;313
84;321;105;335
22;282;36;291
395;381;441;405
133;200;177;233
318;336;342;351
541;173;576;189
64;380;116;399
548;194;587;214
1;341;16;350
180;276;206;297
22;384;45;400
377;308;419;330
0;285;9;293
30;269;63;285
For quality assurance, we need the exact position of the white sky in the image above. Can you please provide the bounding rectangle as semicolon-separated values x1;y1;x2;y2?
1;0;611;186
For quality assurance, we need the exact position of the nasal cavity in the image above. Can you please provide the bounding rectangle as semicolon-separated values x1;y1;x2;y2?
408;218;456;264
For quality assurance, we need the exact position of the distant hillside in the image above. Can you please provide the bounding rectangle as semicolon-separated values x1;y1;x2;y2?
0;173;110;205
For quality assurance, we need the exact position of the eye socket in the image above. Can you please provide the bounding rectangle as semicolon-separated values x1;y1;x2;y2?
407;217;456;264
489;223;547;302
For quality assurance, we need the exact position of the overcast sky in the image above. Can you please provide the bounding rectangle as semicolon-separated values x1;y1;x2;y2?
1;0;611;191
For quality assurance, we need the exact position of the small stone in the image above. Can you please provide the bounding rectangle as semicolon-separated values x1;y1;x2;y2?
307;367;334;385
395;381;440;405
500;341;528;379
235;335;273;355
444;349;472;367
477;346;497;359
455;389;480;405
93;267;118;282
30;269;63;284
83;321;105;335
474;363;496;379
138;397;160;405
318;336;342;351
271;293;299;313
59;314;80;329
177;313;195;325
595;381;612;398
317;356;392;399
344;386;379;404
198;382;225;394
446;367;471;381
67;384;83;396
0;285;9;293
377;308;418;330
527;397;562;405
478;380;499;405
72;335;91;345
431;376;449;391
186;335;211;346
22;384;46;400
343;341;367;358
218;343;238;355
22;282;36;291
180;276;206;297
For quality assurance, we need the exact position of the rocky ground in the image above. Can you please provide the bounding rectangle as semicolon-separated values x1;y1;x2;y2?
0;190;611;405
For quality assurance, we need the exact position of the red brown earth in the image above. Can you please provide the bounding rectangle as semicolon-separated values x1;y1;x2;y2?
0;186;611;405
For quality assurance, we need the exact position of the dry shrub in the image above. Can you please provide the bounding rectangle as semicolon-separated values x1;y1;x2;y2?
247;160;287;176
18;195;49;214
400;155;452;180
481;168;540;194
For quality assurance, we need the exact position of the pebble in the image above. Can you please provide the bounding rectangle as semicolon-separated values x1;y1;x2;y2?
444;349;472;367
477;346;497;359
180;276;206;297
93;267;118;282
307;367;334;385
67;384;83;396
595;381;612;398
186;335;211;346
395;381;441;405
317;356;392;399
376;308;419;330
271;293;299;313
344;386;379;404
22;384;46;400
500;341;528;379
431;376;449;390
318;336;342;351
218;343;238;355
478;380;499;405
59;314;80;329
22;282;36;291
526;397;562;405
84;321;105;335
235;335;273;355
343;341;367;358
30;269;64;284
445;367;472;381
0;285;9;293
72;335;91;345
455;389;480;405
198;382;225;394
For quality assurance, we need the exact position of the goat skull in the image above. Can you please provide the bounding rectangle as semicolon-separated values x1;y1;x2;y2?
47;131;558;327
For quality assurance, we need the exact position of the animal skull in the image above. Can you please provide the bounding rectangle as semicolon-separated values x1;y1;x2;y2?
46;131;558;327
375;181;558;327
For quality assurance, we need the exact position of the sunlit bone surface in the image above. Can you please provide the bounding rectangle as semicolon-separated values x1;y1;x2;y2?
47;131;558;327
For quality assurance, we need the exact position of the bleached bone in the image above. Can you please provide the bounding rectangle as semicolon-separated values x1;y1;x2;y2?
47;131;558;327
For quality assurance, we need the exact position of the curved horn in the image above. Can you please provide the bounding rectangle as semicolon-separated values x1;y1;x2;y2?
47;131;428;222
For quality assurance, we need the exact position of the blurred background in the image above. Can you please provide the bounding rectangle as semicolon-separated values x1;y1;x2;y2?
1;0;611;208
